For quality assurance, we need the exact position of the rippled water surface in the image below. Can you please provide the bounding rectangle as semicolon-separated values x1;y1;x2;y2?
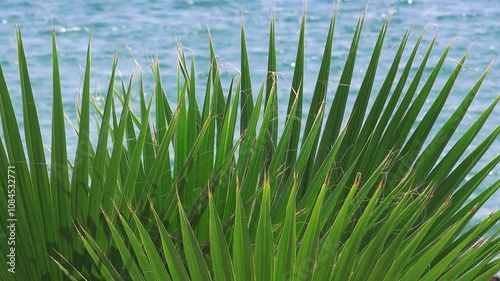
0;0;498;216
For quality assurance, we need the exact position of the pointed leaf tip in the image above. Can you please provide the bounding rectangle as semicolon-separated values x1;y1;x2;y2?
323;175;329;185
354;172;362;185
485;59;495;73
377;179;385;191
447;36;463;48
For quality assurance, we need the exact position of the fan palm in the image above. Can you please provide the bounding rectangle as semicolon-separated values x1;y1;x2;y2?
0;6;499;281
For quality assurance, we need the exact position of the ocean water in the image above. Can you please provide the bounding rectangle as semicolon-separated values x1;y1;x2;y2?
0;0;498;216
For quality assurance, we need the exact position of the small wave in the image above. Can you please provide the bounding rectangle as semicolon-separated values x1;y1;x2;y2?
58;26;89;33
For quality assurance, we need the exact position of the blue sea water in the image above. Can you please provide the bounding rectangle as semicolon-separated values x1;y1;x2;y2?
0;0;498;216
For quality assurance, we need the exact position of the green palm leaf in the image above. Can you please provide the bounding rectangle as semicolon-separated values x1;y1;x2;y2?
0;4;498;281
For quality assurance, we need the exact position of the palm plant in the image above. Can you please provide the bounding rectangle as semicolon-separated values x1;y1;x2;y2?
1;6;499;281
